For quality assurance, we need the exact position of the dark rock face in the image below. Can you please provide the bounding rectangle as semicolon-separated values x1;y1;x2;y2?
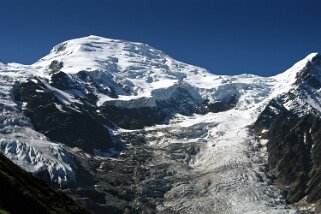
13;77;118;154
51;71;78;90
0;154;90;214
49;60;64;74
75;70;125;99
207;95;238;113
100;104;167;129
100;87;238;130
254;99;321;205
253;99;291;138
100;87;209;129
295;54;321;89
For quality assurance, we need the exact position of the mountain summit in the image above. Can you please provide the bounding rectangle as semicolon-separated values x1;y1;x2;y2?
0;36;321;213
31;35;213;104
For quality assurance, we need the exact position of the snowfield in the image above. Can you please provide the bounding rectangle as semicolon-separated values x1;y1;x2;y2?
1;35;321;213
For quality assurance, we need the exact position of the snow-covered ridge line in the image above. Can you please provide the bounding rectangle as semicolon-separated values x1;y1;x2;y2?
28;36;319;109
5;36;319;110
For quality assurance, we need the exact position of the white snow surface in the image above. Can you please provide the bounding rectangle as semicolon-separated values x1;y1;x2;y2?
31;35;279;108
1;35;321;212
29;36;321;112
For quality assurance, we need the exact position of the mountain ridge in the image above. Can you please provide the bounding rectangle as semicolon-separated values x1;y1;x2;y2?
0;36;320;213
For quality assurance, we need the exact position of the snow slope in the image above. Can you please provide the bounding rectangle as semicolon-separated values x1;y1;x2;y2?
30;35;277;109
31;36;320;115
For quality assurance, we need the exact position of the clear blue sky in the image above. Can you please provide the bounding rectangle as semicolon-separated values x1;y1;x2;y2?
1;0;321;76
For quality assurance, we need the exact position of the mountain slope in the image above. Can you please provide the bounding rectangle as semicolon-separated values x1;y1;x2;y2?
0;36;321;213
0;67;76;187
0;153;90;214
254;53;321;212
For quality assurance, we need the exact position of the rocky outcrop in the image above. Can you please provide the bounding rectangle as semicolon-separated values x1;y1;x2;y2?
294;53;321;89
206;94;238;113
15;71;239;133
13;77;118;154
100;86;210;129
254;99;321;210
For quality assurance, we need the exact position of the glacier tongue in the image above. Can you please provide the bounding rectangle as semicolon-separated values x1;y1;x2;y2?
129;85;296;213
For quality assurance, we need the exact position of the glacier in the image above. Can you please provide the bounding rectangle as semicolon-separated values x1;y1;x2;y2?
1;35;321;213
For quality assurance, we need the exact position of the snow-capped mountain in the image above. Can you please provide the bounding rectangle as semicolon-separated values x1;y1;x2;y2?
0;35;321;213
